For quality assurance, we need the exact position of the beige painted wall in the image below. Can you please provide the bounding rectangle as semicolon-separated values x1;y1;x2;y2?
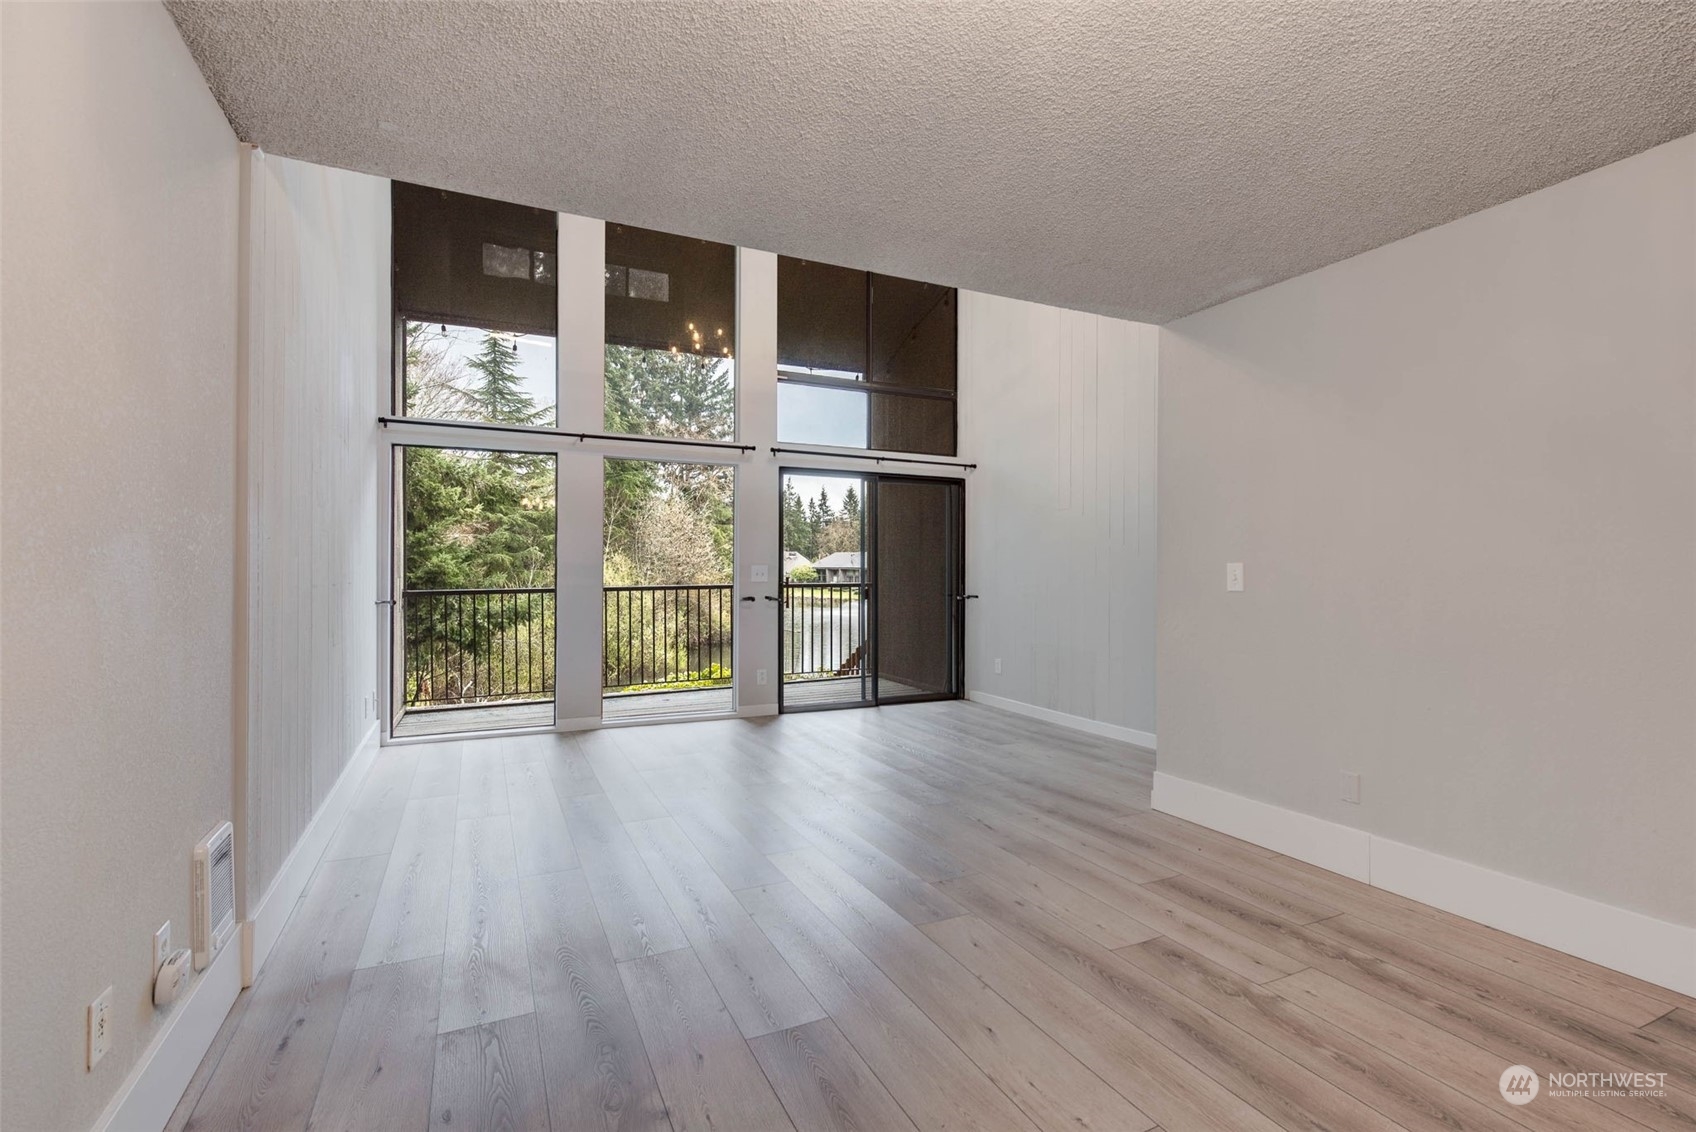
240;150;386;904
960;292;1159;738
0;4;240;1129
1157;134;1695;926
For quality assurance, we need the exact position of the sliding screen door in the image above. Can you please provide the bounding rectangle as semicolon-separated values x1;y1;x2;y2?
871;477;964;701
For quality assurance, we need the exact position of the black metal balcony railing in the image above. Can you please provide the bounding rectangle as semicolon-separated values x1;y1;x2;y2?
602;584;733;693
401;581;869;711
403;588;555;708
781;583;867;680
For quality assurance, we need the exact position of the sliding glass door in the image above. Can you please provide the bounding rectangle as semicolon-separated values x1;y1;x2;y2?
871;476;965;702
778;469;964;712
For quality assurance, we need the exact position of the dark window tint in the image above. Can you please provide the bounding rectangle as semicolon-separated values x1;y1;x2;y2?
393;182;557;338
776;255;956;455
604;223;736;441
778;258;868;378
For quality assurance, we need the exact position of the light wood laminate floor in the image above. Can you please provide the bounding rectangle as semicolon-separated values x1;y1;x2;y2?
169;701;1696;1132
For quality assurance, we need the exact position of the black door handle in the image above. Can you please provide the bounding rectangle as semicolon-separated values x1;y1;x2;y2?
740;596;756;603
956;594;980;601
763;595;780;602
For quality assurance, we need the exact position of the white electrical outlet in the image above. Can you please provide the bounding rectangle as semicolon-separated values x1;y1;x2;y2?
751;564;769;583
1340;771;1361;804
994;658;1003;674
153;921;172;976
1226;562;1245;592
88;986;114;1069
756;668;768;685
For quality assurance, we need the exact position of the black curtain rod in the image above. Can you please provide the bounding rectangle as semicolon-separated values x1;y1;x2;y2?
378;416;756;454
770;446;976;470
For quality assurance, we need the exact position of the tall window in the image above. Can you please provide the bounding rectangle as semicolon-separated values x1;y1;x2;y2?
392;182;558;428
605;223;736;441
777;258;957;456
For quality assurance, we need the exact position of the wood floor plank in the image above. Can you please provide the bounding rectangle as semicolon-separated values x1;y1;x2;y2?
1311;913;1696;1092
626;816;825;1038
760;793;965;925
179;854;387;1132
857;790;1163;949
307;955;442;1132
546;734;606;798
770;848;1153;1132
505;760;579;876
1146;871;1696;1131
579;730;671;821
566;792;691;962
919;899;1403;1132
439;815;534;1033
1119;935;1571;1132
1647;1008;1696;1053
519;868;672;1132
459;742;512;819
1132;809;1686;1022
412;741;464;799
1264;965;1644;1132
663;801;786;890
325;749;420;861
738;881;1041;1132
358;794;459;969
748;1018;920;1132
431;1013;552;1132
918;914;1270;1132
617;947;796;1131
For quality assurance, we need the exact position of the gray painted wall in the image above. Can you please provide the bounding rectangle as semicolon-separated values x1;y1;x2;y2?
1157;134;1695;927
240;150;386;903
960;292;1158;738
0;4;240;1128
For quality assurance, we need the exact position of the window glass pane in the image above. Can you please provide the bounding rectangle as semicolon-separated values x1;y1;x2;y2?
394;182;557;425
777;383;868;449
605;223;735;440
397;445;556;736
870;274;955;391
602;458;735;720
778;257;868;378
403;321;557;428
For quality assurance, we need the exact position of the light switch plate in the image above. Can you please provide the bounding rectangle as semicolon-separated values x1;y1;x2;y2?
1226;562;1244;592
750;564;769;583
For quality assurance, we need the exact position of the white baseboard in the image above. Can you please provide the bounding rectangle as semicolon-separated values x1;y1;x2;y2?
739;703;779;718
1151;771;1696;997
243;722;379;985
966;690;1157;750
88;936;241;1132
1151;772;1369;881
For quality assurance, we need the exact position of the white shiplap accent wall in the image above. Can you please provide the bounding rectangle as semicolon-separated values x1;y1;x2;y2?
959;292;1158;741
241;150;387;901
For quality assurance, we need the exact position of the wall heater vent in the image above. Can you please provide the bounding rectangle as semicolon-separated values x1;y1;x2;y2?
192;821;236;971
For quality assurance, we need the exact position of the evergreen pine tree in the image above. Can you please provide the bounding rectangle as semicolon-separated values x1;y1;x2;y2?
466;332;542;425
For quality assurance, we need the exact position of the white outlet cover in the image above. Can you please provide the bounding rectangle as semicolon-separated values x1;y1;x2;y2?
1226;562;1245;592
750;564;769;582
756;668;768;685
1340;771;1361;804
994;658;1003;674
88;986;114;1069
153;921;172;975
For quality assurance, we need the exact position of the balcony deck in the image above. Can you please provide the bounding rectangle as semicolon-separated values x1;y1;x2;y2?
392;675;938;737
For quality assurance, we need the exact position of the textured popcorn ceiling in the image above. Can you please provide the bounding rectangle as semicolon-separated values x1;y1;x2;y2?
167;1;1695;322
